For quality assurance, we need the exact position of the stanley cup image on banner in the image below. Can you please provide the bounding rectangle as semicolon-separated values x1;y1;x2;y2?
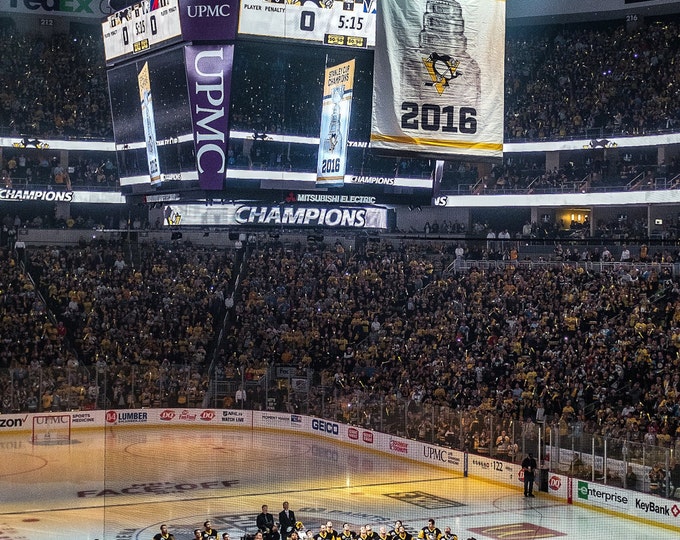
370;0;505;159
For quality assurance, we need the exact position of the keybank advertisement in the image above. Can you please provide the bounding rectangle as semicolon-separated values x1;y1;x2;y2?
3;411;680;531
574;480;680;529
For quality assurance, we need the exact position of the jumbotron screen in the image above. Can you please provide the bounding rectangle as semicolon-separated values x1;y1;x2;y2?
108;45;196;188
109;38;434;203
226;38;434;204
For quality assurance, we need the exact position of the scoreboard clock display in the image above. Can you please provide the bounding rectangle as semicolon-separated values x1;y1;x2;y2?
102;0;183;65
239;0;377;48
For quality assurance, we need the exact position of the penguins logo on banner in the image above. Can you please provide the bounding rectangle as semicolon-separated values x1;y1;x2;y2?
370;0;505;159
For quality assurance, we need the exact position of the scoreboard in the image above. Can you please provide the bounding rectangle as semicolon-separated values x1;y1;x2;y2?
102;0;182;65
102;0;238;66
239;0;377;48
102;0;435;205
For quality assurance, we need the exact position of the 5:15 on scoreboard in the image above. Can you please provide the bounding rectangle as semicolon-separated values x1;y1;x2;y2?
102;0;183;66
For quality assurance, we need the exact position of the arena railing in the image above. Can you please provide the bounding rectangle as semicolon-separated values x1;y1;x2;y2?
276;389;680;500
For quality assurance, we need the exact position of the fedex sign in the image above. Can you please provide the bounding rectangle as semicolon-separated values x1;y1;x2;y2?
5;0;105;16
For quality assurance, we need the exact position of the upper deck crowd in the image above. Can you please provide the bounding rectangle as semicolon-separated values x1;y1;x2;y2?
2;15;680;191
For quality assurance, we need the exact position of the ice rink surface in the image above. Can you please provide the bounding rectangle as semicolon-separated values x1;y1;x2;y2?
0;426;677;540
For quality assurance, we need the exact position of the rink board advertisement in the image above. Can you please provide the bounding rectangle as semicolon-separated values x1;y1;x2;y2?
317;59;355;187
370;0;505;158
5;411;680;531
238;0;377;48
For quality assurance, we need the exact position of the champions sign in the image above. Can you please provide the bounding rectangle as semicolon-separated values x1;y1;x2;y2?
317;59;355;187
161;203;388;229
370;0;505;159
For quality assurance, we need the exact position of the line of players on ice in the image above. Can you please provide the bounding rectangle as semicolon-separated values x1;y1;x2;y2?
153;517;470;540
271;518;463;540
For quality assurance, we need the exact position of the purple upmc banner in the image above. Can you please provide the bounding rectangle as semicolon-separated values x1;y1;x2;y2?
180;0;239;42
185;44;234;190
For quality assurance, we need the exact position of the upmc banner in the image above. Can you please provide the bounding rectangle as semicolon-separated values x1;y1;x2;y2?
317;59;355;188
185;44;234;190
370;0;505;159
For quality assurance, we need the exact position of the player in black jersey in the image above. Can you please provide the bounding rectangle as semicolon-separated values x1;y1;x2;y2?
417;520;441;540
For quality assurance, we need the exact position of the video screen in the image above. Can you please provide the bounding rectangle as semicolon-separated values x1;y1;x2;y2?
227;39;433;203
106;38;433;204
108;45;196;188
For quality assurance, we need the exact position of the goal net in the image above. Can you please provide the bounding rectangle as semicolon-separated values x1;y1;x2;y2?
32;414;72;444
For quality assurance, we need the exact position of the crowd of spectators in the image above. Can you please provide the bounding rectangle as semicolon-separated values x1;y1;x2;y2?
1;152;119;189
2;15;680;186
0;245;86;413
213;238;680;492
504;18;680;141
1;240;235;412
217;239;679;436
5;10;680;494
0;30;111;139
4;233;680;491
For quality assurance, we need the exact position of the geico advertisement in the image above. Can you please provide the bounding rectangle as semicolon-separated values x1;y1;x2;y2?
162;203;388;229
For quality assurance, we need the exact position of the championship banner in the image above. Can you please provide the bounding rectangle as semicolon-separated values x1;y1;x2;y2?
317;59;355;187
161;204;389;229
138;62;162;185
370;0;505;159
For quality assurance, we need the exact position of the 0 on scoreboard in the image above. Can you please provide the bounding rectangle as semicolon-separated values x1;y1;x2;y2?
238;0;377;48
102;0;183;66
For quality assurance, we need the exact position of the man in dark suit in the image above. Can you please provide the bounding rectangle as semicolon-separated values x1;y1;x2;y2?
257;505;276;539
279;501;296;538
521;453;538;497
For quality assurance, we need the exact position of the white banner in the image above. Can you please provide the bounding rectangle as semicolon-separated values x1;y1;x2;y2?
370;0;505;158
317;59;355;187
